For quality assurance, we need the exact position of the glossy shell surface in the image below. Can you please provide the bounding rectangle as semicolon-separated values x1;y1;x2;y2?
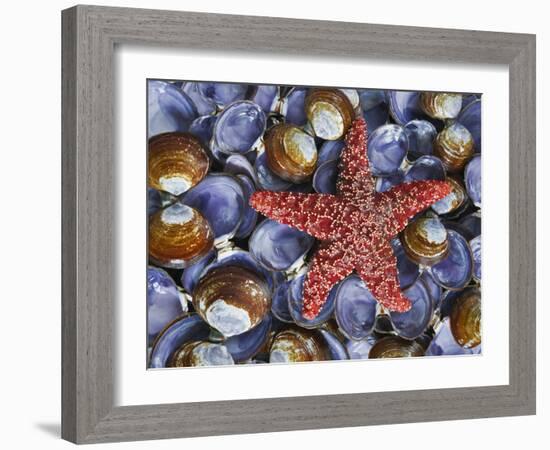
420;92;462;119
369;336;425;358
148;132;210;195
450;288;481;348
401;217;449;266
171;341;235;367
305;89;355;140
433;123;475;173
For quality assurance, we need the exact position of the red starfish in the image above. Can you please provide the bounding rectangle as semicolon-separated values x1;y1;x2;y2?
250;118;451;320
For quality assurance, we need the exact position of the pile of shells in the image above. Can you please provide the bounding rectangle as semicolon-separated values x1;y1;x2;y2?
147;81;482;367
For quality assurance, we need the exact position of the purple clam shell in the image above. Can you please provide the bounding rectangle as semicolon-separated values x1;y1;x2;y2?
430;230;473;290
147;267;185;340
148;188;162;216
182;82;217;116
457;99;481;152
420;271;443;309
148;80;198;138
213;101;266;155
288;273;337;328
284;88;308;126
470;235;482;281
249;219;315;272
367;124;408;176
182;174;245;243
438;288;463;318
390;277;434;340
375;171;405;193
197;82;248;108
319;329;349;360
234;175;258;239
358;90;389;133
464;154;481;207
334;275;378;340
224;154;259;186
387;91;427;126
188;115;216;148
317;140;345;166
404;120;437;157
345;336;376;359
271;279;293;323
458;212;482;239
313;159;338;194
149;315;210;368
426;318;482;356
181;250;216;294
202;248;275;291
404;155;446;183
225;314;273;362
249;85;280;114
391;238;420;289
255;151;293;191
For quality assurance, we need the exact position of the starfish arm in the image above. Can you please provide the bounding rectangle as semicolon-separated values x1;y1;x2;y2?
376;180;451;235
336;117;375;198
250;191;341;241
302;241;355;320
356;241;412;313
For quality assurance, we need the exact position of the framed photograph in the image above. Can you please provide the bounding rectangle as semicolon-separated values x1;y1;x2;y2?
62;5;536;444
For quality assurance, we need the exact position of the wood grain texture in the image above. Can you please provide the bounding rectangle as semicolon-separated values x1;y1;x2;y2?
61;4;536;444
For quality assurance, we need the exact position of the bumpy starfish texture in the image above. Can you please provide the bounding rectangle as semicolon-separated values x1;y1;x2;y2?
250;118;451;320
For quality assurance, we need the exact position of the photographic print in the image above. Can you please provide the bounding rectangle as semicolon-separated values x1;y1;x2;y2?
146;81;482;368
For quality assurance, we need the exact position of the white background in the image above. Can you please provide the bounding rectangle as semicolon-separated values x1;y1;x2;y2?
0;0;546;449
116;47;509;405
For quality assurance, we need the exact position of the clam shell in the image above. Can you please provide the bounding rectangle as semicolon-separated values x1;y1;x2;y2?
269;327;330;363
426;317;481;356
197;82;248;108
389;277;434;340
188;114;217;148
313;159;338;194
148;80;198;137
249;85;280;114
375;171;405;193
265;124;318;183
288;273;337;328
249;219;314;272
404;120;437;157
170;341;235;367
318;329;349;360
148;188;162;216
431;176;469;217
271;279;293;323
149;315;210;368
391;238;420;289
433;123;475;173
464;154;481;207
254;151;293;191
403;155;446;183
148;132;210;196
193;265;271;337
180;250;216;294
420;271;442;309
212;100;266;155
470;235;482;281
388;91;431;126
234;175;258;239
182;82;217;116
358;90;389;133
149;202;214;269
225;314;273;362
282;87;308;126
317;139;345;166
458;212;482;240
369;335;425;358
147;267;186;342
457;99;481;152
367;124;408;176
182;173;245;245
305;88;355;140
420;92;462;119
345;335;377;359
430;230;473;290
450;288;481;348
334;275;377;340
224;154;259;186
401;217;449;266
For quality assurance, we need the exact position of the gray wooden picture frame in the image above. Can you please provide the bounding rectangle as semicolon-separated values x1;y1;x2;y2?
61;4;536;444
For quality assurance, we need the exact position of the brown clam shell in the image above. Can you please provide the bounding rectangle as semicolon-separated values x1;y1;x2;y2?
431;176;468;216
304;88;355;140
193;266;271;337
148;202;214;269
433;123;475;173
368;336;425;358
265;124;318;183
401;217;449;266
450;288;481;348
269;327;330;363
170;341;234;367
420;92;462;120
148;132;210;195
